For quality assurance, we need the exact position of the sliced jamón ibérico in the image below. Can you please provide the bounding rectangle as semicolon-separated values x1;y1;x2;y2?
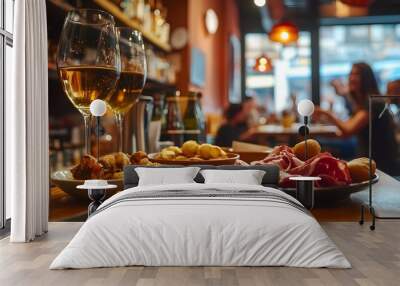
252;146;352;188
251;145;304;172
280;152;352;188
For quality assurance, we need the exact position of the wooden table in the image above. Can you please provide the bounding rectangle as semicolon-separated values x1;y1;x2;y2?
49;171;398;222
49;187;370;223
49;187;88;221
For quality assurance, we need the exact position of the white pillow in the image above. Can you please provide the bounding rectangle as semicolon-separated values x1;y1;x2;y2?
200;169;266;185
136;167;201;186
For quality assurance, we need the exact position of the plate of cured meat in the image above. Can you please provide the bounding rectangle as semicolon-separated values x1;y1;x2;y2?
250;139;379;201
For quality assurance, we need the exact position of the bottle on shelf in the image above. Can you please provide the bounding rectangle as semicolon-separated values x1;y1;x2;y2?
152;93;165;121
152;3;161;36
120;0;135;19
118;0;170;44
136;0;145;22
183;91;206;143
160;22;170;45
161;91;184;146
152;1;163;37
146;47;176;84
143;0;153;33
157;1;170;44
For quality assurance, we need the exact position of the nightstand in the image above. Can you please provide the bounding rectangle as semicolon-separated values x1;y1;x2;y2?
289;177;321;210
77;180;117;216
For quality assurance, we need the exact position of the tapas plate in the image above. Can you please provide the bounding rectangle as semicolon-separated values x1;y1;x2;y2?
51;169;123;198
148;152;240;166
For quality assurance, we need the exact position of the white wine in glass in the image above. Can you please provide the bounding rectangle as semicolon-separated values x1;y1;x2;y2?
57;9;121;154
107;28;147;152
107;70;145;114
59;65;119;116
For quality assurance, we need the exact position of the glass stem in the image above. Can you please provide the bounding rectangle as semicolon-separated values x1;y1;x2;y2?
116;113;124;153
83;114;92;155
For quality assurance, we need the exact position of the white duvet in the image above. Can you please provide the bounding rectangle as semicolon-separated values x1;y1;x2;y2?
50;183;351;269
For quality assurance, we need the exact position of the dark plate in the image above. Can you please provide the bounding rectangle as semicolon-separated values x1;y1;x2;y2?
280;174;379;201
51;169;123;199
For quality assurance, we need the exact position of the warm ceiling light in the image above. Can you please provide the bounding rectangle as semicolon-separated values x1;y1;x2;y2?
280;31;289;41
259;57;268;65
254;0;266;7
339;0;374;7
258;65;267;72
254;55;273;73
269;21;299;44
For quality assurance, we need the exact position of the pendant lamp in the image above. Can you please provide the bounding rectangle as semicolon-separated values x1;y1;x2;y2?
253;55;273;73
269;21;299;45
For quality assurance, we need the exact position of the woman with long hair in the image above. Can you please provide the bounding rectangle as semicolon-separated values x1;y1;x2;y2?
315;62;398;173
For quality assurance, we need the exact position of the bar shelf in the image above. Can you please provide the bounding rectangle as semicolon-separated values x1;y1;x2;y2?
93;0;172;52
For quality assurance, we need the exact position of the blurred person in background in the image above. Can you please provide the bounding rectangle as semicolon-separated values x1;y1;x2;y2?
330;78;355;115
289;93;299;119
386;79;400;126
314;62;398;173
387;79;400;106
243;96;261;127
215;103;256;147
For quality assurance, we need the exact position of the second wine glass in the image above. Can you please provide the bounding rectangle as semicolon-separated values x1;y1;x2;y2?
107;28;147;152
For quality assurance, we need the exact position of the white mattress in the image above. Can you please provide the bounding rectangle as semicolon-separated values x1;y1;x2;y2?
50;183;350;269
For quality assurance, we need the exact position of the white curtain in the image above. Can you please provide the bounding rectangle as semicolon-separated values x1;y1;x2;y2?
7;0;49;242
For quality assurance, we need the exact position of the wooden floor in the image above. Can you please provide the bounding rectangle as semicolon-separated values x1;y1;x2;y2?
1;221;400;286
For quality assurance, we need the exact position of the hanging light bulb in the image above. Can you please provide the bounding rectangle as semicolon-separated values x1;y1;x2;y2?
269;21;299;45
253;55;273;73
339;0;374;7
254;0;266;7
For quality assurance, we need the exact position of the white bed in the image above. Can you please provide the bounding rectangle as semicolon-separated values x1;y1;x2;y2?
50;183;350;269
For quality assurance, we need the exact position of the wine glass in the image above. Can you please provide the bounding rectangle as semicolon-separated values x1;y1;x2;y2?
107;27;147;152
57;9;121;155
